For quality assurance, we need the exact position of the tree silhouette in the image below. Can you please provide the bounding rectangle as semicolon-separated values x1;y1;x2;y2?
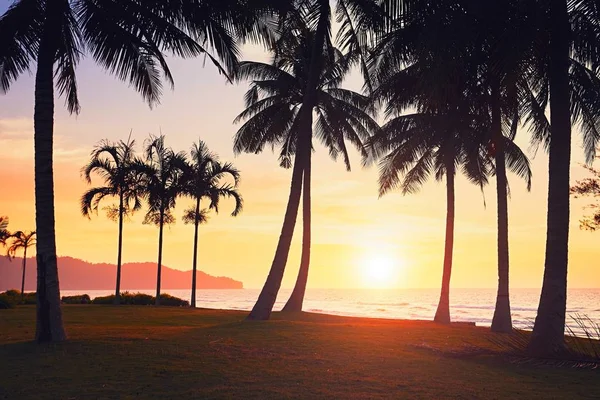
180;140;242;308
525;0;600;356
142;135;186;306
571;163;600;231
81;136;148;305
7;231;36;303
235;14;379;317
0;216;9;247
0;0;248;342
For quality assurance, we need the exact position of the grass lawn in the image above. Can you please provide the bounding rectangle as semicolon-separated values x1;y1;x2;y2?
0;306;598;399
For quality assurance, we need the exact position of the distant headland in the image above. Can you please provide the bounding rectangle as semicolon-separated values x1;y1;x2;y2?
0;256;243;291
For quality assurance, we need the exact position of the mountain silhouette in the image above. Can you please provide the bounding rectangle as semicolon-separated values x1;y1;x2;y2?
0;256;243;291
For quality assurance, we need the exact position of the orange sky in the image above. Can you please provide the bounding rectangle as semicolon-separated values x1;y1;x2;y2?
1;43;599;290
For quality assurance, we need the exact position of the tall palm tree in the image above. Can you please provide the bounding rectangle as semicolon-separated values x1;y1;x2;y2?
7;231;37;303
368;107;493;323
528;0;600;356
81;136;147;305
142;135;186;306
0;216;9;247
235;12;379;318
180;140;242;308
0;0;244;342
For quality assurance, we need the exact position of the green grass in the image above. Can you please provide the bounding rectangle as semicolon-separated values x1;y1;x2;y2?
0;306;598;399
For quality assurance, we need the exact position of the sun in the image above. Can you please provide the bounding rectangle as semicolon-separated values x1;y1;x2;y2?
362;255;399;287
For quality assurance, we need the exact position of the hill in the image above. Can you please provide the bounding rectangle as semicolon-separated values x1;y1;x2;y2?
0;256;243;291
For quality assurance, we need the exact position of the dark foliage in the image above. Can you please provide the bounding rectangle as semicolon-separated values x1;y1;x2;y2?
91;292;188;307
61;294;92;304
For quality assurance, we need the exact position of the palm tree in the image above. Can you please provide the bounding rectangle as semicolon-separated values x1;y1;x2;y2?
7;231;37;303
142;135;186;306
235;12;379;318
0;0;245;342
180;140;242;308
528;0;600;356
81;136;147;305
0;216;9;247
368;106;493;323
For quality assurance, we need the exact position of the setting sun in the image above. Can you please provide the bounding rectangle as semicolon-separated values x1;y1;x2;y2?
361;254;400;287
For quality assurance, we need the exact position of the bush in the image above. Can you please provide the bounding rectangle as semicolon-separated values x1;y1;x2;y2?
21;292;36;305
0;294;16;309
159;293;190;307
62;294;91;304
0;290;36;305
91;292;188;307
91;295;116;305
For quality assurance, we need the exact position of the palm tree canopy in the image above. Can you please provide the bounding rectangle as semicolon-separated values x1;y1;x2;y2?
181;140;243;217
182;207;210;225
0;0;255;111
81;136;148;220
233;19;379;170
142;134;186;222
0;216;9;246
6;230;36;260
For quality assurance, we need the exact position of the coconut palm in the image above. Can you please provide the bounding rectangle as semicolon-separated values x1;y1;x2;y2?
0;216;9;247
180;140;242;308
527;0;600;355
7;231;36;303
142;135;186;306
235;12;379;318
81;136;148;305
0;0;248;342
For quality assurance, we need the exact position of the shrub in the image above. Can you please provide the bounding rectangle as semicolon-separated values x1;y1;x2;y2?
159;294;190;307
22;292;36;305
0;290;36;305
62;294;91;304
0;294;16;309
90;292;188;307
91;295;116;305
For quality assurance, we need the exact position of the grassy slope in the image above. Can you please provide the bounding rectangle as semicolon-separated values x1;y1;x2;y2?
0;306;598;399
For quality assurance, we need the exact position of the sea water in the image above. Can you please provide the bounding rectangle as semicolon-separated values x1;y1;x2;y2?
61;288;600;335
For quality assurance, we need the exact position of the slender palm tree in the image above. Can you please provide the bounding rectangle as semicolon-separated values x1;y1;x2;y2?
142;135;186;306
180;140;242;308
235;13;379;318
81;136;147;305
0;0;246;342
528;0;600;355
0;216;9;247
7;231;37;303
368;106;494;324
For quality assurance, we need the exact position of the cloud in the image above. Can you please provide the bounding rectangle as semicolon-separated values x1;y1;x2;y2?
0;118;89;163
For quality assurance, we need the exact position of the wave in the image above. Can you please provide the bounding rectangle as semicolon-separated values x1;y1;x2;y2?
356;301;410;307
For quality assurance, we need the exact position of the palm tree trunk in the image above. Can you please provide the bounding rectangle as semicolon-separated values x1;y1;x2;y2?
33;35;67;343
191;198;201;308
528;0;571;357
155;207;165;306
434;156;455;324
114;191;125;305
247;133;306;320
21;247;27;304
282;134;312;313
491;85;512;333
247;1;329;321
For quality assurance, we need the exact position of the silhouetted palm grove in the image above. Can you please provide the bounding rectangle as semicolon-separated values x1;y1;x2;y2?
81;135;242;306
2;0;600;358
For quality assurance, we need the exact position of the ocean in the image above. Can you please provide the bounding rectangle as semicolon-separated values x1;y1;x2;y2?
61;288;600;335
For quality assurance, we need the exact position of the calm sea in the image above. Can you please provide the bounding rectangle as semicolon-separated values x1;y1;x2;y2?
61;288;600;334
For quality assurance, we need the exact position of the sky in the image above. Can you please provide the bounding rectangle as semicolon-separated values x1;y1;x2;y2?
1;5;599;290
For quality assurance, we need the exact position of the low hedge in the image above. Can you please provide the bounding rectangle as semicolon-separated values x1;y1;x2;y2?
91;292;188;307
61;294;92;304
0;290;36;307
0;290;188;307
